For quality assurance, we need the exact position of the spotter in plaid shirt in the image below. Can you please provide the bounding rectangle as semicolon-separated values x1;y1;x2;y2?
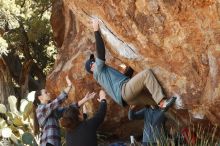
37;91;78;146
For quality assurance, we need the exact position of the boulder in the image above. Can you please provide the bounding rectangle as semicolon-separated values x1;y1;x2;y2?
48;0;220;138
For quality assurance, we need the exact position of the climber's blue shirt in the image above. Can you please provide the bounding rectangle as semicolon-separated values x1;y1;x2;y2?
93;58;129;106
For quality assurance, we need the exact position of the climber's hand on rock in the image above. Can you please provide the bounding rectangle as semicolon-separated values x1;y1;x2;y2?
92;19;99;31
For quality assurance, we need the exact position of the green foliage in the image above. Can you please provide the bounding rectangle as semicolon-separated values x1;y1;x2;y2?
0;0;56;75
8;96;19;114
0;37;9;56
0;0;56;145
22;132;37;146
0;104;6;114
23;101;33;120
0;95;37;145
0;118;7;129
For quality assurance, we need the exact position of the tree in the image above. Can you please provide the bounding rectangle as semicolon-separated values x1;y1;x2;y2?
0;0;56;105
0;58;14;107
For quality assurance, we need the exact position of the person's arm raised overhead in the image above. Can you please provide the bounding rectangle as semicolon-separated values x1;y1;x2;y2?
82;104;88;120
64;76;72;94
89;90;107;128
77;92;96;107
38;76;72;125
93;19;105;61
45;76;72;112
55;92;96;119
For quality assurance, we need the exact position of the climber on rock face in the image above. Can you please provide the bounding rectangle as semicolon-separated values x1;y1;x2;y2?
85;19;176;110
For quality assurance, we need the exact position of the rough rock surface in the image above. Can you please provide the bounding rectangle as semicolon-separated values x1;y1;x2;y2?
48;0;220;137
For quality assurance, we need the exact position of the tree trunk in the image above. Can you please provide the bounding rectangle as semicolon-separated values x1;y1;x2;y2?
19;60;34;98
0;58;15;107
3;52;46;95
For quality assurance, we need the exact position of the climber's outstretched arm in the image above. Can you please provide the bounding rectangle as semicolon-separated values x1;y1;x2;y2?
93;19;105;61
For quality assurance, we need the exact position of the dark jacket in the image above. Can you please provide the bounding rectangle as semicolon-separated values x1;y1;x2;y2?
65;100;107;146
128;107;166;143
